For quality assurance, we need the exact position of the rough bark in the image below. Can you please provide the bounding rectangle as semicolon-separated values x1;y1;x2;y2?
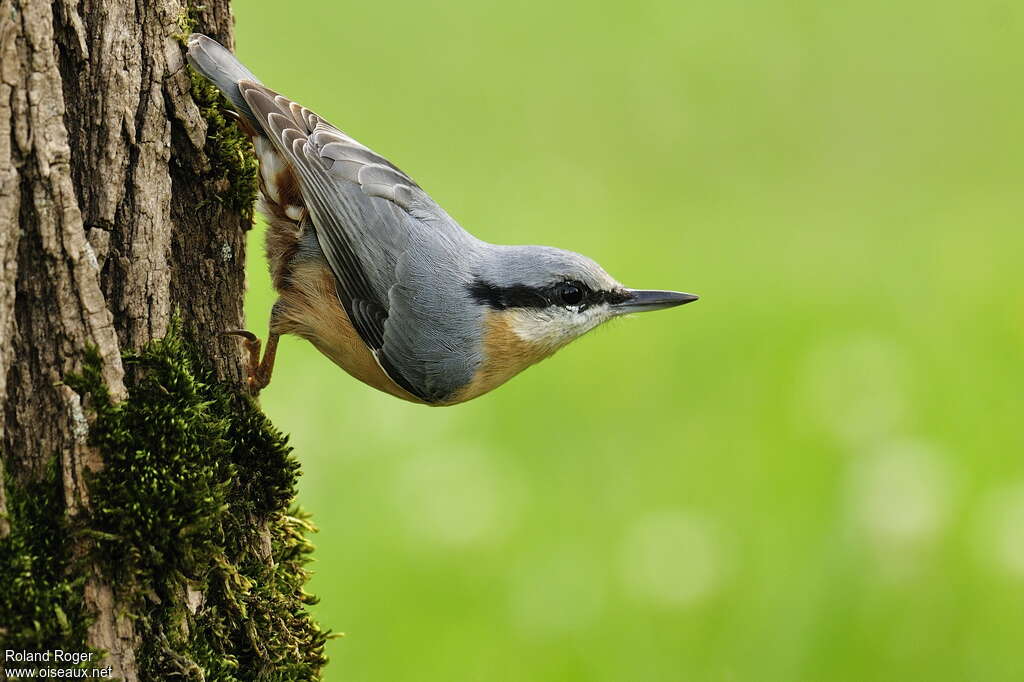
0;1;321;680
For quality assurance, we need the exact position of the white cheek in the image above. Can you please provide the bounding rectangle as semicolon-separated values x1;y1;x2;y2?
574;306;612;334
507;309;562;345
508;306;612;350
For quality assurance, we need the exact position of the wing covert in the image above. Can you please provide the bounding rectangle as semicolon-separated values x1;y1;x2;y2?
238;81;465;400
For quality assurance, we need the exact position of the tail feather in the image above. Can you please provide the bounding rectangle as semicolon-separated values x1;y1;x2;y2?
186;33;261;126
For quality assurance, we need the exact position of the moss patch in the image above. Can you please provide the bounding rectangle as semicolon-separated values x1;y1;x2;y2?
65;323;328;680
176;6;259;223
0;458;91;652
188;71;260;223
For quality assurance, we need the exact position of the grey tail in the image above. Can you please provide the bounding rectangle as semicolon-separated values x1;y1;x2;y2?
186;33;262;126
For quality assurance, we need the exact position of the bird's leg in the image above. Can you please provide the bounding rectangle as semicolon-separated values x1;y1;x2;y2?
223;329;280;393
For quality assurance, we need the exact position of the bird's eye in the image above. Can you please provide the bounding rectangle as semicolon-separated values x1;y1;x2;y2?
557;282;584;307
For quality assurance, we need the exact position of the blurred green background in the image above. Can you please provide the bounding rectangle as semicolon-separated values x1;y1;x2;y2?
232;1;1023;680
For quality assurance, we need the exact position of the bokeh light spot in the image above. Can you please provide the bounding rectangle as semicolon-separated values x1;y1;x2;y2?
848;439;953;549
621;510;722;608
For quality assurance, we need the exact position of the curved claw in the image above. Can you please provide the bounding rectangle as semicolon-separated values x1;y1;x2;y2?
223;329;278;394
222;328;259;343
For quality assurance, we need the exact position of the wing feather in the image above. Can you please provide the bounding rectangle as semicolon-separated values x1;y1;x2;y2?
238;81;477;402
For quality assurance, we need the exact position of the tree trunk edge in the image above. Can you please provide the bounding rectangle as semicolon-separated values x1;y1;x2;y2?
0;0;330;679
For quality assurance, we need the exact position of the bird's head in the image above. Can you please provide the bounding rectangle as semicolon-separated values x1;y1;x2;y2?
469;245;698;357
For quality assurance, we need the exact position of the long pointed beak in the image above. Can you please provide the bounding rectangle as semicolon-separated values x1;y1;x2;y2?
613;289;699;314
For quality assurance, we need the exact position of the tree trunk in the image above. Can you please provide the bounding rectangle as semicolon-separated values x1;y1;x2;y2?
0;1;326;679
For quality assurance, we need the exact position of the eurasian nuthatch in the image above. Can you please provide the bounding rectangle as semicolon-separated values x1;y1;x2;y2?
187;34;698;406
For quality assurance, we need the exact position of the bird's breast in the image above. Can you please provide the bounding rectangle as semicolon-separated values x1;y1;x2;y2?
444;309;559;404
272;260;425;404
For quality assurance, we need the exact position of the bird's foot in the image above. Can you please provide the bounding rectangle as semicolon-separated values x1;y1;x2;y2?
223;329;277;393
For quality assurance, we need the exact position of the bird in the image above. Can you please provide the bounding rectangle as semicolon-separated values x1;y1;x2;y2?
186;33;698;406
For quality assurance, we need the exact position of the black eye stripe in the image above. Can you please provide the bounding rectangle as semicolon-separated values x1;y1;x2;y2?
466;281;546;309
592;288;632;306
468;279;630;310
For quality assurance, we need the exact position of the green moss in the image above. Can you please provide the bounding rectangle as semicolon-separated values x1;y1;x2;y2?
65;322;329;680
176;5;260;223
174;4;199;39
189;71;260;223
0;459;91;652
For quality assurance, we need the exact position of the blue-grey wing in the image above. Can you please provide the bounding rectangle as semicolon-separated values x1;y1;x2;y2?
238;82;478;401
